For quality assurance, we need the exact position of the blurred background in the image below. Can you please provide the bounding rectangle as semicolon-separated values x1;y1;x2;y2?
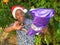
0;0;60;45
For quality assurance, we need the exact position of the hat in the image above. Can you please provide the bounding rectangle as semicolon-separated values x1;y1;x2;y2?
11;6;28;19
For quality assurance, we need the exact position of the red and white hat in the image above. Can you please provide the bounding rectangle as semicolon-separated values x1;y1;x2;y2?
11;6;28;19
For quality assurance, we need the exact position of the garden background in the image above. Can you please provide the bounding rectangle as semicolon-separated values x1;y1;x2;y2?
0;0;60;45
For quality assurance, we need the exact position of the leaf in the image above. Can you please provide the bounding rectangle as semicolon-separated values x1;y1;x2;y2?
40;0;46;6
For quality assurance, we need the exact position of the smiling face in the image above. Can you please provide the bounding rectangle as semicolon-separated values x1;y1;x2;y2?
15;9;25;23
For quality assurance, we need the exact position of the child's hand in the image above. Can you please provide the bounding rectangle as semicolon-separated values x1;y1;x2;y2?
13;21;22;30
41;27;48;34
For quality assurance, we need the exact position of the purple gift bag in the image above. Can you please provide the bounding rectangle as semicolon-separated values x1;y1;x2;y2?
28;8;55;36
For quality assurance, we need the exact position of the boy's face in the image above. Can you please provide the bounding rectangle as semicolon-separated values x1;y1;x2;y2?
15;9;25;23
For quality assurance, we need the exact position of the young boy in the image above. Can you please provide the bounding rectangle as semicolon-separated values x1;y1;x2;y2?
3;6;34;45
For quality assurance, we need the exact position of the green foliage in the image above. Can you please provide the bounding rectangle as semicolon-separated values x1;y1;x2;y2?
0;0;60;45
35;35;42;45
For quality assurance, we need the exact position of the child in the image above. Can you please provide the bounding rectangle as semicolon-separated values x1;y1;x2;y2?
1;6;34;45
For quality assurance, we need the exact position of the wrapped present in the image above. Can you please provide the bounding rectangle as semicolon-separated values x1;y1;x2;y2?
28;8;55;36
